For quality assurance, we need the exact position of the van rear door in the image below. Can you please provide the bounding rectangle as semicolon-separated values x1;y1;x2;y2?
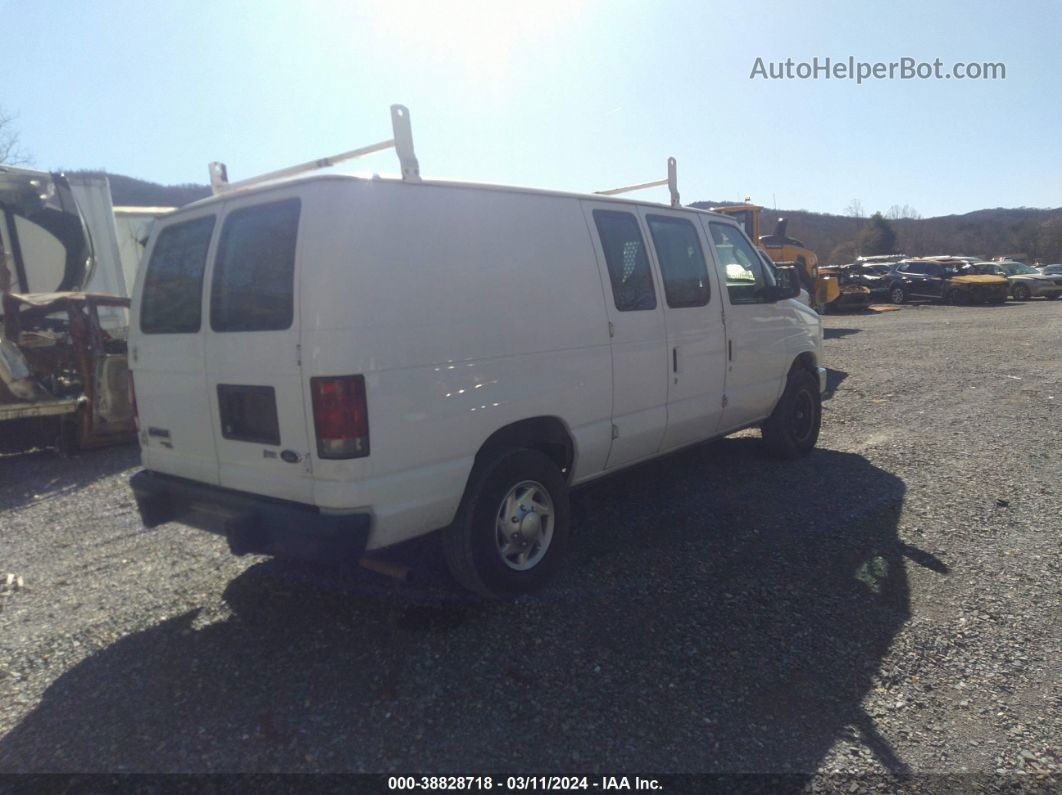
133;211;220;485
202;193;314;504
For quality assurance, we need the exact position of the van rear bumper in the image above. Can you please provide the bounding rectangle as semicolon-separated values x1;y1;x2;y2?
130;470;371;563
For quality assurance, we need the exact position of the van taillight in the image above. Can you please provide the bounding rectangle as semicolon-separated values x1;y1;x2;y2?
128;371;139;430
310;375;369;459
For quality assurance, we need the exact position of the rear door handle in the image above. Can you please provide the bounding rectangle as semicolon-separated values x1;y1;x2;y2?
728;339;733;361
672;347;678;373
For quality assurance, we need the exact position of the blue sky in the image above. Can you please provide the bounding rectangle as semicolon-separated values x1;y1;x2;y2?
4;0;1059;217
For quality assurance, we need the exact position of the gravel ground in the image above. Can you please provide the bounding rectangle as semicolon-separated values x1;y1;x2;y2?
0;300;1059;783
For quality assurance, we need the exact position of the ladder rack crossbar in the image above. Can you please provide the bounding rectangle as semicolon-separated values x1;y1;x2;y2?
594;157;680;208
211;140;395;195
594;178;668;196
209;104;420;195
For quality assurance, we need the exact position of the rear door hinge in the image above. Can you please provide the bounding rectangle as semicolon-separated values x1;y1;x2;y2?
722;394;729;409
296;343;302;366
611;423;619;440
608;321;615;338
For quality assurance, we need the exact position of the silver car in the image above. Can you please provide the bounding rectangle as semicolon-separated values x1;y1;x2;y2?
975;261;1062;301
1037;264;1062;278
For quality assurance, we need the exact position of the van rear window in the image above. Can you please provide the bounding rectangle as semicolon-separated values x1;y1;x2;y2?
140;216;215;334
211;199;300;332
592;210;656;312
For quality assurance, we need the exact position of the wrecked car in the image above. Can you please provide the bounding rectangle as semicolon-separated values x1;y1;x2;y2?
827;263;891;303
974;261;1062;301
887;259;1008;305
812;264;873;312
1;166;136;453
0;291;135;453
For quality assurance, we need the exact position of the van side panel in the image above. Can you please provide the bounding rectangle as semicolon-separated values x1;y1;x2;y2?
299;181;614;549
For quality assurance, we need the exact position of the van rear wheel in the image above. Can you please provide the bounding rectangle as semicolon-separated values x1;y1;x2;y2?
443;448;570;598
762;369;821;459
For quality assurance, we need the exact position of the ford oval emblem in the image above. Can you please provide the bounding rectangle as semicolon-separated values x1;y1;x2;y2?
280;450;301;464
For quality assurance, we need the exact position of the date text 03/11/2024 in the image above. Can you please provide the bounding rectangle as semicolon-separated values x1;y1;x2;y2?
387;776;662;791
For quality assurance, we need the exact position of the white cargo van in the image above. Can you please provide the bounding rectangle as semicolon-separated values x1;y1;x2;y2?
129;107;825;597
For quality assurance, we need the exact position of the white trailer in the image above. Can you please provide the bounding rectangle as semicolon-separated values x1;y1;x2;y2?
113;206;174;299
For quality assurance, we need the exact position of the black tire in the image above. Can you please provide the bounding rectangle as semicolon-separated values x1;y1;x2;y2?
762;369;821;459
1045;294;1059;301
443;448;570;598
947;289;969;306
889;284;907;305
1013;284;1032;301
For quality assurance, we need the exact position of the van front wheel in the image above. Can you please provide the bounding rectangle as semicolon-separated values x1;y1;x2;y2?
443;448;570;598
762;369;821;459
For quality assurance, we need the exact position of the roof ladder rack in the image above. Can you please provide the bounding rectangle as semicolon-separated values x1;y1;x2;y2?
595;157;679;207
208;104;421;195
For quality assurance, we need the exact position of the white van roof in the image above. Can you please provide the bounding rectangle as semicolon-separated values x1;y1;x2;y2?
175;171;735;222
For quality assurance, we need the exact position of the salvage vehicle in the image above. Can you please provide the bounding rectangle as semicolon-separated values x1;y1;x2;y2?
887;258;1008;305
0;292;135;453
974;261;1062;301
129;105;825;598
1;167;137;452
821;262;889;304
1036;264;1062;277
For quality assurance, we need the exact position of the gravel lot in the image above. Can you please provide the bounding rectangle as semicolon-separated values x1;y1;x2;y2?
0;300;1059;780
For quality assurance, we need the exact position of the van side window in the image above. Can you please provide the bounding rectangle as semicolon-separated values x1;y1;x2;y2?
646;215;710;308
211;199;300;332
592;210;656;311
708;222;770;305
140;216;215;334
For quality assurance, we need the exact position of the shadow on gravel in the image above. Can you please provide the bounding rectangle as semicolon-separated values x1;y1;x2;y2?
0;443;139;512
0;438;943;775
823;328;861;340
823;368;848;400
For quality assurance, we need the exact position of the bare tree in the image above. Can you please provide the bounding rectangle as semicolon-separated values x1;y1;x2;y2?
886;204;922;220
0;107;31;166
845;199;864;218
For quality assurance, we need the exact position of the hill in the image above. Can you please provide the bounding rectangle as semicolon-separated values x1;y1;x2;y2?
691;201;1062;264
70;172;1062;264
69;170;211;208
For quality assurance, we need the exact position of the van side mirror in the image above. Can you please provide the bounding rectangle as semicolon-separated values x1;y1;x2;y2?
764;265;802;302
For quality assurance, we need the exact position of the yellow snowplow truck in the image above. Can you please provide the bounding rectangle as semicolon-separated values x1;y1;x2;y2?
711;202;871;313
